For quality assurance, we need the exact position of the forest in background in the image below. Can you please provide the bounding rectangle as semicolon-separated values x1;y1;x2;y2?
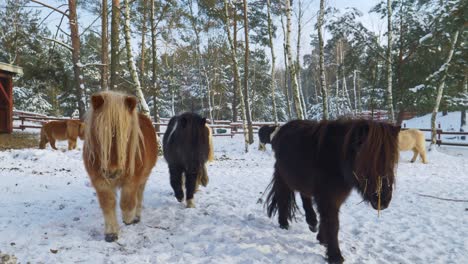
0;0;466;126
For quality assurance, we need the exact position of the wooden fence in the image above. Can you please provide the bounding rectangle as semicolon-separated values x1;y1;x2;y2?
402;123;468;147
12;111;467;147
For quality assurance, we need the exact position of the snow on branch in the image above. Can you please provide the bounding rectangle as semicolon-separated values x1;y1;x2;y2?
39;36;73;51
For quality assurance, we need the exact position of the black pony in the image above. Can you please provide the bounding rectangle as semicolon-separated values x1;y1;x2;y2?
258;125;280;151
163;112;214;208
266;119;400;263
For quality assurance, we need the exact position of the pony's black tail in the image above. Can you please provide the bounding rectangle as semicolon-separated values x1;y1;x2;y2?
265;169;298;223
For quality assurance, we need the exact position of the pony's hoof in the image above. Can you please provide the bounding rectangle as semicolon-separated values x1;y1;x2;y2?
104;233;118;242
309;224;317;233
186;199;195;208
279;224;289;230
327;254;344;264
124;217;140;225
317;232;327;245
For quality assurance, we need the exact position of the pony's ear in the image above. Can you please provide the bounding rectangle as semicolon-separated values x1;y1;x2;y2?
125;96;138;112
201;117;207;125
91;94;104;110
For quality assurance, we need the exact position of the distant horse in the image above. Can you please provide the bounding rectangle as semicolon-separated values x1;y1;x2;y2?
398;129;428;163
266;119;400;263
258;125;280;151
163;112;214;208
83;91;158;242
39;120;85;150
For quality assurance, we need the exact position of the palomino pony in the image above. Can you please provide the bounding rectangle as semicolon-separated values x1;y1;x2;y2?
163;112;214;208
39;120;85;150
398;128;428;163
266;119;400;263
83;91;158;242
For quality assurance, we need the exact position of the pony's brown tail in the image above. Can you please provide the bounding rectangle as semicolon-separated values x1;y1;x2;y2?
39;127;47;149
198;164;209;187
265;169;298;222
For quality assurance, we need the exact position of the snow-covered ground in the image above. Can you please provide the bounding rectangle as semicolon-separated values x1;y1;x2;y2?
0;132;467;263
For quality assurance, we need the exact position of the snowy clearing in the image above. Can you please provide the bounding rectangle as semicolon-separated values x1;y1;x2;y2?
0;134;467;263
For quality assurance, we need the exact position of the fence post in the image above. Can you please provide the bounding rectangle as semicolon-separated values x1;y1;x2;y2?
437;123;442;146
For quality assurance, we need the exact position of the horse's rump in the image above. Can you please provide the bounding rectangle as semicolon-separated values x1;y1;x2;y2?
163;112;212;207
398;128;427;163
398;129;425;151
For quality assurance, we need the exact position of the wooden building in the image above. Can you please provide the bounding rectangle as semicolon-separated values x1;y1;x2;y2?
0;62;23;133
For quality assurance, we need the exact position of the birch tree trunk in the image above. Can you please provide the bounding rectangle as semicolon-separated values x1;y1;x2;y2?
431;29;460;145
140;0;147;84
224;0;249;153
357;70;362;113
318;0;328;120
285;0;304;120
150;0;160;127
232;5;238;122
296;0;306;118
267;0;278;124
386;0;395;122
110;0;120;90
243;0;254;143
101;0;109;91
280;15;292;119
68;0;85;118
353;70;357;113
123;0;150;116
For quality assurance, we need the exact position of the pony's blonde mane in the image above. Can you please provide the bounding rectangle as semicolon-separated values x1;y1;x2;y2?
84;91;143;176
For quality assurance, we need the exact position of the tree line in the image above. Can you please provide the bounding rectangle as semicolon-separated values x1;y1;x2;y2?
0;0;466;148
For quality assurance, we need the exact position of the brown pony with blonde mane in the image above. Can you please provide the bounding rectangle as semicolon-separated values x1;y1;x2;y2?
39;120;85;150
83;91;158;242
266;119;400;263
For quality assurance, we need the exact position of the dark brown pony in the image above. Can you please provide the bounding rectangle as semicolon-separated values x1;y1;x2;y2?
83;91;158;242
266;119;400;263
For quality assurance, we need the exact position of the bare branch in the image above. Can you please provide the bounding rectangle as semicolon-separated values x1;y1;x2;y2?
29;0;69;18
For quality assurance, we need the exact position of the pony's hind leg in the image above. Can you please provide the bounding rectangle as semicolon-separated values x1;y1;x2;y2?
39;130;48;149
49;138;58;150
169;165;184;202
411;148;419;163
94;182;119;242
68;139;77;150
420;149;428;163
120;183;139;225
301;194;318;232
185;170;198;208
